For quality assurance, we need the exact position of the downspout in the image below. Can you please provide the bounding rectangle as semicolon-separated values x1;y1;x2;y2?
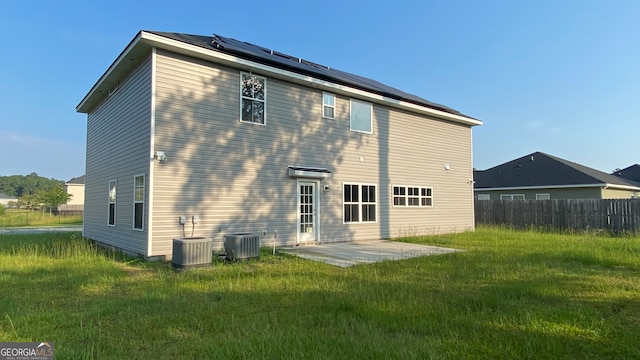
470;127;476;231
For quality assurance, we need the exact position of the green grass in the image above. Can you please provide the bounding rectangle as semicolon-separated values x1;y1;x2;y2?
0;209;82;227
1;227;639;359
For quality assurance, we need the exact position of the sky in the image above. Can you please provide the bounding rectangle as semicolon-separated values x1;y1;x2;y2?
1;1;638;181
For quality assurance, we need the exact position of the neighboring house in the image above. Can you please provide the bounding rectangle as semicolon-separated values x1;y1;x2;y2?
474;152;640;200
65;175;85;206
0;193;18;208
76;30;482;260
612;164;640;183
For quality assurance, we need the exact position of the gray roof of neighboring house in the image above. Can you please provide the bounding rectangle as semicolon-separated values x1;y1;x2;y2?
612;164;640;183
0;193;17;200
66;175;86;185
474;152;640;190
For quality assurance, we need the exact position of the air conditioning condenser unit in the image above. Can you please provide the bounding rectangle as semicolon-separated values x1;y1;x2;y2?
172;237;212;269
224;233;260;261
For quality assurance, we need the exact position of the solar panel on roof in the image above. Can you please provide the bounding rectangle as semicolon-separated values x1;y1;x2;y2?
153;31;468;117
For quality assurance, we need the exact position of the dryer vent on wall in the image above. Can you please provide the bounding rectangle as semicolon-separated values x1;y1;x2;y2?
224;233;260;261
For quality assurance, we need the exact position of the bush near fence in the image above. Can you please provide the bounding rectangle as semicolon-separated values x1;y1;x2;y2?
475;199;640;234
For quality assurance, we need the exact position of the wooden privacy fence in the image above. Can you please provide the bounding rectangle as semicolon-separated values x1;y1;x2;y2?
475;199;640;233
56;204;84;216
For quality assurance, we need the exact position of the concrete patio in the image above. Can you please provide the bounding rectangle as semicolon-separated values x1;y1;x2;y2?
279;240;462;267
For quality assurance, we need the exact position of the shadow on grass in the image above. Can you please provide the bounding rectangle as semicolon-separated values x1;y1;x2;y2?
1;234;639;359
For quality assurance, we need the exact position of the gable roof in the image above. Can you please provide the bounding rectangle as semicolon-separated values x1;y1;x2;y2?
474;152;640;191
66;175;86;185
76;31;481;127
612;164;640;182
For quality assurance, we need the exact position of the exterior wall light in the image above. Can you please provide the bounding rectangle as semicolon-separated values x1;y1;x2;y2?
155;151;167;161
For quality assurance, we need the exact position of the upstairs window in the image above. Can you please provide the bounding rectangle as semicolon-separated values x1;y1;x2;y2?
323;92;335;119
350;99;372;133
241;73;266;125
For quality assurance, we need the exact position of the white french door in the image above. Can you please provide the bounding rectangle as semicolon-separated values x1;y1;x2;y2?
297;181;318;242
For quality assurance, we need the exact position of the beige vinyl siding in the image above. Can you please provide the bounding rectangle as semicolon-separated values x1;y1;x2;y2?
602;187;639;199
84;54;152;255
65;184;85;205
384;108;474;236
150;50;474;256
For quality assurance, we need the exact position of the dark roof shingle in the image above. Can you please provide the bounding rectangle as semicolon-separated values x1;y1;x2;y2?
474;152;640;189
612;164;640;182
148;31;467;118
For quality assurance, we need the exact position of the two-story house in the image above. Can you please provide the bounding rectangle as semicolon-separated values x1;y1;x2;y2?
76;31;482;260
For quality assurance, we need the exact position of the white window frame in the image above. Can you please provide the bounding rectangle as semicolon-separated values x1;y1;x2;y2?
108;180;116;226
240;72;267;125
500;194;525;200
392;185;433;207
536;193;550;200
349;99;372;134
343;183;377;224
322;92;335;119
476;194;490;201
133;174;145;231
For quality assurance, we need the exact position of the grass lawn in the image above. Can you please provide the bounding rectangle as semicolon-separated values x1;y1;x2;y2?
1;227;639;359
0;209;83;227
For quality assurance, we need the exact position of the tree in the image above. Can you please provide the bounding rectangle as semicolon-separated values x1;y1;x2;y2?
17;193;38;209
37;185;72;214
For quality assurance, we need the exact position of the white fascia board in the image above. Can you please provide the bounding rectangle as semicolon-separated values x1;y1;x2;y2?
139;32;482;126
604;183;640;191
76;32;147;113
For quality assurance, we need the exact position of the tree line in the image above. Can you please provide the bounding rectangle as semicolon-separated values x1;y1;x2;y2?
0;173;64;197
0;173;71;210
